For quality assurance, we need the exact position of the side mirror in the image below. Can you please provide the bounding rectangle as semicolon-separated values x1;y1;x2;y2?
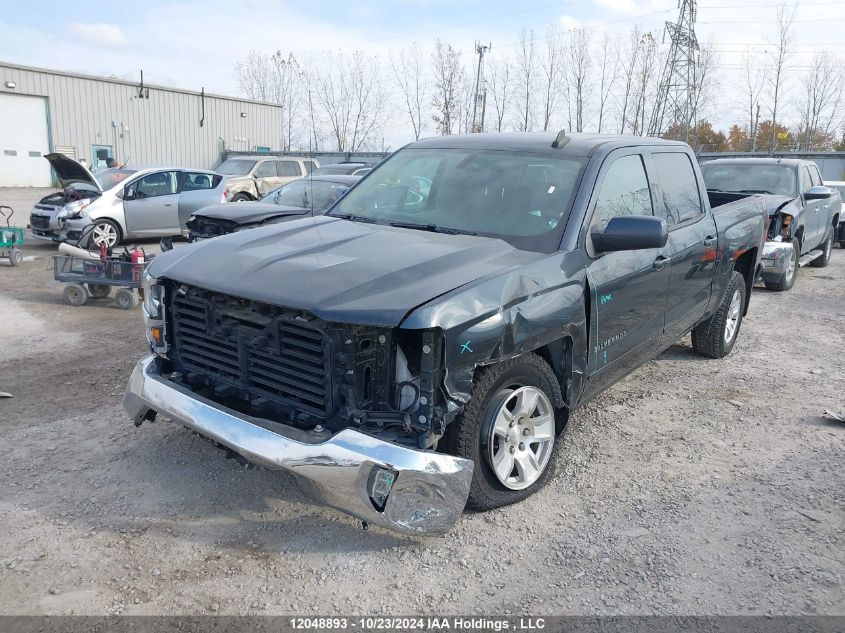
591;215;668;252
804;185;832;200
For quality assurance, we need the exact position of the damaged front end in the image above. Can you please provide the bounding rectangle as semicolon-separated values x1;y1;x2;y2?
760;204;798;282
126;276;472;533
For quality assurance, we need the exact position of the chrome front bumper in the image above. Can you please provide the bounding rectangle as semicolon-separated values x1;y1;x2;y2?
124;355;473;535
759;239;795;282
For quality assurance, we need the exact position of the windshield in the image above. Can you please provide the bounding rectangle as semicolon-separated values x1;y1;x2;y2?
701;163;796;197
329;148;586;252
93;169;136;191
262;179;350;210
217;159;258;176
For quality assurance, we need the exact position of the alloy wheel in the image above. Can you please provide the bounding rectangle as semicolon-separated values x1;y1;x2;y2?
487;386;555;490
724;288;742;344
92;223;118;247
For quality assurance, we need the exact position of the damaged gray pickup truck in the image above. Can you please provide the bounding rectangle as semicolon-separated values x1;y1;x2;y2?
124;132;767;534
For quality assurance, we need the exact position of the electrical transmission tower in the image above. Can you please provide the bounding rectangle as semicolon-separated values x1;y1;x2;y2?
647;0;699;140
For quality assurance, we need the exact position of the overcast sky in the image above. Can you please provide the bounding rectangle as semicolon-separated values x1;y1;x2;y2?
2;0;844;147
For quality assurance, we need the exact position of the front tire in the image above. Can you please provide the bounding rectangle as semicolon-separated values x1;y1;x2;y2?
809;228;833;268
692;270;746;359
764;238;798;292
441;354;565;511
232;193;252;202
88;219;122;248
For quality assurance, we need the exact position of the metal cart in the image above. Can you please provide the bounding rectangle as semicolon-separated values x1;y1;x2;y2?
0;206;24;266
53;253;151;309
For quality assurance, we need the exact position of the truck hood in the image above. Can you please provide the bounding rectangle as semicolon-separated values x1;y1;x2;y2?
765;196;800;216
194;202;310;225
150;215;542;326
45;153;100;191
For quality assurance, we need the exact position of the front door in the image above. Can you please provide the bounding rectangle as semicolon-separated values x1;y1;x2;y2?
123;171;180;236
649;150;719;341
581;150;670;402
253;160;283;197
799;165;821;250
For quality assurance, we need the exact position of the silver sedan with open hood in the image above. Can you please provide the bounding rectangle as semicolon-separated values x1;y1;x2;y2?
29;154;228;247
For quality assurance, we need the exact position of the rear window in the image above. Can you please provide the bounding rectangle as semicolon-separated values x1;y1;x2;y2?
217;159;258;176
701;163;796;197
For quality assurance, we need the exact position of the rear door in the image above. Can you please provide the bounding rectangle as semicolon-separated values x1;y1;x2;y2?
277;160;304;186
123;171;180;235
581;149;671;401
649;150;718;342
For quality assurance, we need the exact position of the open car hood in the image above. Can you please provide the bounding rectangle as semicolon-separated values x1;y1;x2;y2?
45;153;100;191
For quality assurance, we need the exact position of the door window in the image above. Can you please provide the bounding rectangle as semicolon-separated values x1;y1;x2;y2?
589;154;653;236
278;161;302;177
652;152;703;226
128;172;177;199
181;172;216;191
799;167;813;194
809;165;822;187
253;161;277;178
303;161;316;174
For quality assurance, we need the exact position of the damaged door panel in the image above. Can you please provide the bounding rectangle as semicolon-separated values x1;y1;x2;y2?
125;131;768;534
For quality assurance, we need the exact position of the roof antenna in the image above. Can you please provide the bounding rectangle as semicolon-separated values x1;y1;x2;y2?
308;131;314;217
551;129;569;149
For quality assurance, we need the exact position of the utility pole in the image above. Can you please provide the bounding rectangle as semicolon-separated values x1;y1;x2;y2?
648;0;699;139
471;42;491;133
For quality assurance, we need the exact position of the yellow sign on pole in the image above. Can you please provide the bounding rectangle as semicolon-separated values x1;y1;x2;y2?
777;132;788;140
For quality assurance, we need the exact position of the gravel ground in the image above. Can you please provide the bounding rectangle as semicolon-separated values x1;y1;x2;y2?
0;187;843;616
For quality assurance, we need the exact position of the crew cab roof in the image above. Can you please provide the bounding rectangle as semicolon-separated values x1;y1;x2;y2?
407;132;689;157
703;157;809;167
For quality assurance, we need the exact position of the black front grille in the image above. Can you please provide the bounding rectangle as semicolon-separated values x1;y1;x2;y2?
30;214;50;229
170;286;331;417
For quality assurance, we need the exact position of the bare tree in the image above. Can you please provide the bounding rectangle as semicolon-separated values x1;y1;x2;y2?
563;28;592;132
630;32;658;135
740;48;766;151
796;52;844;150
431;39;463;135
690;45;719;129
487;59;512;132
513;29;537;132
270;52;303;151
539;26;564;132
767;3;797;152
311;51;389;152
596;34;619;134
390;45;426;140
616;26;643;134
234;51;279;102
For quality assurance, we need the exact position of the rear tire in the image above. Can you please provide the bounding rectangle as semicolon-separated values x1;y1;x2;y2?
232;193;252;202
63;283;89;306
692;270;746;359
809;228;833;268
763;238;798;292
440;353;565;511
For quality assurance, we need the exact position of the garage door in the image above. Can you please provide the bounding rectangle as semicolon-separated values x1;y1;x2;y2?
0;93;51;187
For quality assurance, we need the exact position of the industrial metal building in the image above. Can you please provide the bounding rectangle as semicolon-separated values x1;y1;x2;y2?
0;61;283;187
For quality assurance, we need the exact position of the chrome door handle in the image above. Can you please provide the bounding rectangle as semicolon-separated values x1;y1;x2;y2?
703;236;717;247
163;203;174;207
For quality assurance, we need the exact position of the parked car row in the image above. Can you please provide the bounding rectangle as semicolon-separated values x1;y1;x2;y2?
27;154;376;246
126;131;782;534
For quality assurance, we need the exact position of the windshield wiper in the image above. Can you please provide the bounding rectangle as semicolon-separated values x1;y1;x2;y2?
737;189;773;195
332;213;380;223
389;221;477;236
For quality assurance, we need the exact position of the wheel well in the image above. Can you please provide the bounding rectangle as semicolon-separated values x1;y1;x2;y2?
733;248;756;315
535;337;573;408
794;225;804;251
832;213;840;230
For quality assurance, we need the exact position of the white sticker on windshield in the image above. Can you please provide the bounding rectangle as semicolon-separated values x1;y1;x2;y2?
547;186;556;194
